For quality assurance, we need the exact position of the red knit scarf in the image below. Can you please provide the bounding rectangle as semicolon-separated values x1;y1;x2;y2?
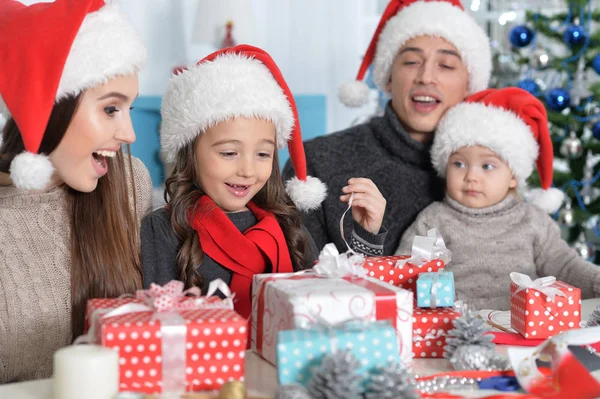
189;195;293;318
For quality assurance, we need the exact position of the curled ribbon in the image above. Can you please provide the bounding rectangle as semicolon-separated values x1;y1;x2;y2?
509;272;567;302
396;228;451;268
312;193;367;278
76;279;234;395
413;328;447;348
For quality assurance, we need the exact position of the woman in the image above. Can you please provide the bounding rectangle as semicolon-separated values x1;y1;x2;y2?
0;0;152;382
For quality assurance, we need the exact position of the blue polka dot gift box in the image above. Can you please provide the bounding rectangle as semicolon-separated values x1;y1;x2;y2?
416;271;455;308
276;320;399;387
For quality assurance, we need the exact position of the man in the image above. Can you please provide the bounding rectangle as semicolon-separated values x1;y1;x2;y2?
283;0;492;255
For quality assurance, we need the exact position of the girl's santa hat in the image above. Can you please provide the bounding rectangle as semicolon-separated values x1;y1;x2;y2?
0;0;147;190
160;45;327;212
339;0;492;107
431;87;564;214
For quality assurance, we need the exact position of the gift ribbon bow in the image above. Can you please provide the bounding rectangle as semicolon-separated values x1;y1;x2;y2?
509;272;566;302
136;279;234;312
312;193;367;278
396;228;451;268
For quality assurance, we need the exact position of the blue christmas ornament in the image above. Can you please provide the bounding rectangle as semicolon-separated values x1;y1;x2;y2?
545;88;570;111
509;25;535;48
517;78;540;95
592;54;600;75
563;24;587;46
592;121;600;140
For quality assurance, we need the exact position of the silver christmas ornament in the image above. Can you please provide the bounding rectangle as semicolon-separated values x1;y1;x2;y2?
449;345;510;371
529;47;552;70
572;232;595;261
560;132;584;159
558;202;575;227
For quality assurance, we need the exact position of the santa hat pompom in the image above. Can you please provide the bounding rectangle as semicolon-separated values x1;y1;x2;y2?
285;176;327;212
338;81;371;108
10;152;54;190
525;187;565;214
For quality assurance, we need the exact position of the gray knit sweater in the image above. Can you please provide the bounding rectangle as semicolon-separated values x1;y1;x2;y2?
282;102;443;255
395;194;600;311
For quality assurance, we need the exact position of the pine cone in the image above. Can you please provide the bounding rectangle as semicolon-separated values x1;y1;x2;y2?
449;344;509;371
275;384;311;399
445;305;494;359
364;362;419;399
586;304;600;327
307;349;363;399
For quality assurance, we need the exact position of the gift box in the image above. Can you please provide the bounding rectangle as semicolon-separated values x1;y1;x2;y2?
416;271;455;308
251;272;413;366
276;320;399;387
412;307;460;358
85;281;247;393
362;256;444;292
510;273;581;339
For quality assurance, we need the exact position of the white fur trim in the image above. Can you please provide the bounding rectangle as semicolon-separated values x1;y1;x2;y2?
10;152;55;190
431;102;538;188
285;175;327;212
373;1;491;94
161;53;294;163
525;187;564;214
0;3;146;117
338;80;371;107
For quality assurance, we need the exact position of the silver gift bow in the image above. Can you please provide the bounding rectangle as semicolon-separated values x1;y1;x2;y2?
396;228;451;268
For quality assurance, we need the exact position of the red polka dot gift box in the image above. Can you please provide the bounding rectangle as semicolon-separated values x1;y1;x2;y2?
412;307;461;358
362;256;445;292
509;272;581;340
83;280;247;394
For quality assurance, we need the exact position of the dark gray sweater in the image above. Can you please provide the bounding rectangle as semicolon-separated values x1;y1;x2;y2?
283;102;444;255
141;207;386;290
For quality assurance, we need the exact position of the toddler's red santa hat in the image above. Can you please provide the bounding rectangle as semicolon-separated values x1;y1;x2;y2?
160;45;327;212
339;0;492;107
431;87;564;214
0;0;146;190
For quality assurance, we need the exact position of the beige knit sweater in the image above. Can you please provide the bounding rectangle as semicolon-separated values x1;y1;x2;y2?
0;156;152;383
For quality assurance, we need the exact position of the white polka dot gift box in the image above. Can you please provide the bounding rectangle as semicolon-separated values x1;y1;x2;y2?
83;280;247;394
412;307;460;358
415;271;455;308
509;272;581;339
250;272;414;367
276;320;399;387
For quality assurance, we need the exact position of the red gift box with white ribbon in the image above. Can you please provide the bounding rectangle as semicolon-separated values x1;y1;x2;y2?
83;280;247;394
412;307;461;358
509;272;581;339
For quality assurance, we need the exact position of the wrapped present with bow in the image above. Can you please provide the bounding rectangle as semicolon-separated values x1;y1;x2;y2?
362;228;450;292
250;243;413;366
276;319;399;387
82;279;247;394
509;272;581;339
416;270;455;308
412;306;461;358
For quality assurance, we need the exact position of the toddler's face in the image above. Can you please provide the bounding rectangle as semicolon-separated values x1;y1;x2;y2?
445;145;517;208
193;117;276;212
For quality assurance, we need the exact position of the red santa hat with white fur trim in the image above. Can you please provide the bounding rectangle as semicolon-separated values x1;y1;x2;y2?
0;0;146;190
339;0;492;107
160;45;327;212
431;87;564;214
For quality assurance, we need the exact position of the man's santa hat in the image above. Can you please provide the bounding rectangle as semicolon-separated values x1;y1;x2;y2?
339;0;492;107
160;45;327;212
0;0;146;190
431;87;564;214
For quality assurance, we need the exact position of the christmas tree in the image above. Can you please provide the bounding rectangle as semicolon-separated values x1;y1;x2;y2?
506;0;600;263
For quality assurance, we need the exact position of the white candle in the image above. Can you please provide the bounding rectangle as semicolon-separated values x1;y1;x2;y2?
53;345;119;399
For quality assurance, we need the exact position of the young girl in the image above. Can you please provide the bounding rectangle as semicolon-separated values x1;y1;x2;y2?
396;87;600;311
142;45;388;319
0;0;151;382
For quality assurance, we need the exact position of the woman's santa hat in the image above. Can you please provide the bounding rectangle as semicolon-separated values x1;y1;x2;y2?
431;87;564;214
0;0;146;190
339;0;492;107
160;45;327;212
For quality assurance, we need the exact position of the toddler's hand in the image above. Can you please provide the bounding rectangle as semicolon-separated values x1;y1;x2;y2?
340;178;386;234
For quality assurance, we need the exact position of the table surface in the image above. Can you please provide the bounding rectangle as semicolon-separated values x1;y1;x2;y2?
2;298;599;399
